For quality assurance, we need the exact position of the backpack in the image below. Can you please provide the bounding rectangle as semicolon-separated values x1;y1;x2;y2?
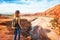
12;18;19;28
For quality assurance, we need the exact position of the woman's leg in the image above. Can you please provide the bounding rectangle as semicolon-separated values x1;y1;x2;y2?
17;28;20;40
14;29;17;40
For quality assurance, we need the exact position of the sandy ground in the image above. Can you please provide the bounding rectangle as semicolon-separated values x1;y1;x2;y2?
0;16;60;40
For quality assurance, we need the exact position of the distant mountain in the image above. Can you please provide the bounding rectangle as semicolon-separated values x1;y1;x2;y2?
35;4;60;18
45;4;60;18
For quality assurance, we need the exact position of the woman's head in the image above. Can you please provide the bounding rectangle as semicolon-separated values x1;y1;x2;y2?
14;10;20;18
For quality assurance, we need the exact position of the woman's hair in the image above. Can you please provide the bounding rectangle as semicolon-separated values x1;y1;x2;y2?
15;10;20;14
14;10;20;18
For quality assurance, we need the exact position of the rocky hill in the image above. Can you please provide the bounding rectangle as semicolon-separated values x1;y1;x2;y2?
45;4;60;35
45;4;60;18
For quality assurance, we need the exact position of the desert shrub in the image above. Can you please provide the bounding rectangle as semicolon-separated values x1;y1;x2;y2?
50;18;58;29
50;18;60;34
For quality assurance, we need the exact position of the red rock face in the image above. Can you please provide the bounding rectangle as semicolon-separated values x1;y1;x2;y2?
34;4;60;18
45;4;60;18
45;4;60;35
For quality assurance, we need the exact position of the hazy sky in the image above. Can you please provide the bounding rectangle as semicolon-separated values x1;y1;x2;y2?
0;0;60;14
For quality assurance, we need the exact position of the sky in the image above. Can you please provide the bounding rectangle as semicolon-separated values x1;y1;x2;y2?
0;0;60;14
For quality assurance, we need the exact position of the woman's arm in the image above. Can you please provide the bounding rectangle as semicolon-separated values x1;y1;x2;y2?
18;18;22;29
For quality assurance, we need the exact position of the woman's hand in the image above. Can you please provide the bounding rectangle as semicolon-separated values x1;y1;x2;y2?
12;27;16;30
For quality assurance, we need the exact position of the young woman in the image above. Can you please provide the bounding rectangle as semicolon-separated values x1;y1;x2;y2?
12;10;22;40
